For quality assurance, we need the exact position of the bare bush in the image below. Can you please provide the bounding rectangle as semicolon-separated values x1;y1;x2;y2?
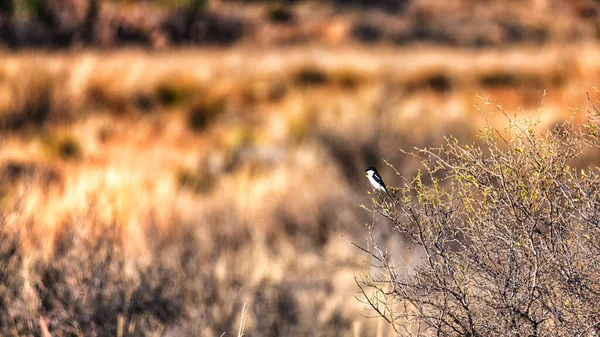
357;98;600;336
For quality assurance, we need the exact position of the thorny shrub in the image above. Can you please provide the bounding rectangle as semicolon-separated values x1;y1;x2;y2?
357;96;600;336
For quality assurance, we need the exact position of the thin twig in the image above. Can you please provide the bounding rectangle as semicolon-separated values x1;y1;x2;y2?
237;299;248;337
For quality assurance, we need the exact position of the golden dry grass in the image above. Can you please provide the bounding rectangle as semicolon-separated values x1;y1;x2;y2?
2;43;600;335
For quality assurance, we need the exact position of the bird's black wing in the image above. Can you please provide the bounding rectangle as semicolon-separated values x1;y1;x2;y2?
372;172;387;190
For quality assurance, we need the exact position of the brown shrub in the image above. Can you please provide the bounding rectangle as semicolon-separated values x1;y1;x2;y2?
357;100;600;336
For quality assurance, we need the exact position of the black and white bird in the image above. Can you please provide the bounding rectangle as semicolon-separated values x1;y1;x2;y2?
365;166;396;203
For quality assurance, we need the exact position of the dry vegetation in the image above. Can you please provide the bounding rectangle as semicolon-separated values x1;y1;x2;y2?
2;43;600;335
3;0;600;48
358;100;600;336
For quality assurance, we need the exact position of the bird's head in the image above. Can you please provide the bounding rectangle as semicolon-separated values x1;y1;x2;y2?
365;166;377;177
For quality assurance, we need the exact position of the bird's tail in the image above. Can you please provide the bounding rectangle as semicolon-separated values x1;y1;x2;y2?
385;189;399;206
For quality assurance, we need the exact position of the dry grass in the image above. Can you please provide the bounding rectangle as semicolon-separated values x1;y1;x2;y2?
8;0;600;48
2;44;600;336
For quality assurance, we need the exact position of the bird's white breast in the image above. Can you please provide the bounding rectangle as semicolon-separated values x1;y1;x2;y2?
367;171;386;191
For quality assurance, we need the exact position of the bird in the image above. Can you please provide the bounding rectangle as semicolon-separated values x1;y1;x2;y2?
365;166;397;204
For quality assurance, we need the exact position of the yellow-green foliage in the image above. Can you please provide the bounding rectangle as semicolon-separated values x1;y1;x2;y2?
359;104;600;336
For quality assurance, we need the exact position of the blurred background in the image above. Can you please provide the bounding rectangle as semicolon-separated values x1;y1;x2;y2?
2;0;600;336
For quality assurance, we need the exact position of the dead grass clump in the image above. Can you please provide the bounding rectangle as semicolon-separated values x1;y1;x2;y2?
0;62;68;130
0;228;25;334
41;135;83;161
351;21;384;43
187;97;225;132
30;224;190;336
87;81;130;114
265;6;294;24
329;68;366;90
477;70;566;89
405;71;454;93
478;70;537;88
315;115;380;182
0;205;208;336
241;80;287;104
231;146;358;251
0;161;62;187
156;79;197;107
132;92;157;112
56;138;81;160
293;67;329;87
177;167;213;193
252;281;300;335
0;161;62;207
